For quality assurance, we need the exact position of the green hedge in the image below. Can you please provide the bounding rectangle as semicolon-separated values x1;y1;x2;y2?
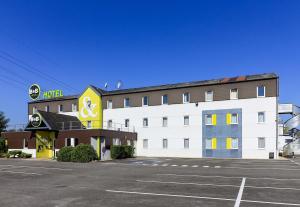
111;145;134;159
8;150;22;158
5;150;32;158
57;144;97;163
57;146;74;162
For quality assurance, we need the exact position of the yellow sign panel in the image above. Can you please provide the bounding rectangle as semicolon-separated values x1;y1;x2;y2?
36;131;55;159
78;87;102;129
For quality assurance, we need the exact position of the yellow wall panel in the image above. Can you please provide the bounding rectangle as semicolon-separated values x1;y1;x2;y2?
226;113;231;125
212;138;217;149
226;137;232;149
212;114;217;125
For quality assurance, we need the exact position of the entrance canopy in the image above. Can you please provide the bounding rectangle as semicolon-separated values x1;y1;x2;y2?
25;110;81;131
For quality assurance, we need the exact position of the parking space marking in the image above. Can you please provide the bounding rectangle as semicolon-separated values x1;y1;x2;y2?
157;173;300;181
241;199;300;206
0;164;72;171
214;166;300;171
245;185;300;191
106;189;236;202
234;177;246;207
0;170;42;176
136;179;240;188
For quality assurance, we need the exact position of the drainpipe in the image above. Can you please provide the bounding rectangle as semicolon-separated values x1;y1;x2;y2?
276;77;279;159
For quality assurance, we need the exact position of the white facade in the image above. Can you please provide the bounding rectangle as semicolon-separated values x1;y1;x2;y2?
103;96;277;159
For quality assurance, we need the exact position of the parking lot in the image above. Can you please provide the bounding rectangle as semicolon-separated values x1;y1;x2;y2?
1;158;300;207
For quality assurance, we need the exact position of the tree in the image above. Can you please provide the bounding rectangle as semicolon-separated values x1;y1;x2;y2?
0;111;9;133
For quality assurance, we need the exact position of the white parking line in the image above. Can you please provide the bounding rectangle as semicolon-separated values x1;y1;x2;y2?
181;165;188;167
0;164;72;171
156;173;300;181
0;170;42;176
106;189;300;206
171;165;178;167
234;178;246;207
136;180;240;188
214;166;300;171
106;189;235;202
192;165;198;168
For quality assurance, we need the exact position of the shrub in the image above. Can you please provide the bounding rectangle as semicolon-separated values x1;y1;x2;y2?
71;144;97;163
20;152;32;158
111;145;134;159
57;146;74;162
0;138;7;153
0;153;7;158
8;150;22;158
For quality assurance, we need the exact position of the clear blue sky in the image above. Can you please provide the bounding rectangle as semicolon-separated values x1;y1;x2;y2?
0;0;300;125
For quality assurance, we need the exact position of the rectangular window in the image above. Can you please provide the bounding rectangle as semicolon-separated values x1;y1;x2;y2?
162;95;168;105
124;98;130;107
183;92;190;103
162;117;168;127
65;138;71;147
58;104;63;112
45;105;50;112
163;139;168;149
257;86;265;97
72;103;77;112
23;138;28;149
206;138;212;149
125;119;130;128
143;118;148;127
184;138;189;149
108;120;113;128
205;114;212;125
258;112;265;123
230;88;238;100
205;91;213;102
113;138;121;146
142;96;149;106
184;116;189;126
258;137;266;149
143;139;148;149
127;140;131;146
231;113;238;124
107;100;113;109
87;121;92;129
232;138;238;149
33;106;37;114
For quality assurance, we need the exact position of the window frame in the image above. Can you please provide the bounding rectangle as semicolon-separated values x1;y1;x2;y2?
142;96;149;106
205;90;213;102
205;114;213;125
72;103;77;112
231;137;239;149
125;119;130;128
162;117;168;127
184;138;189;149
143;118;148;127
162;138;168;149
162;95;168;105
107;120;113;128
184;115;189;126
124;98;130;108
183;92;190;103
206;138;212;150
58;104;63;113
257;86;266;98
257;111;266;123
143;139;148;149
87;120;92;129
230;88;238;100
107;100;113;109
231;113;239;124
45;105;50;112
258;137;266;149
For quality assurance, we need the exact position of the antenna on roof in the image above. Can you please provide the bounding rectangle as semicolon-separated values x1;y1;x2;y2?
104;82;108;89
116;80;123;89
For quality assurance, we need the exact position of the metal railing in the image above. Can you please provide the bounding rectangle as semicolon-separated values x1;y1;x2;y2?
4;124;26;132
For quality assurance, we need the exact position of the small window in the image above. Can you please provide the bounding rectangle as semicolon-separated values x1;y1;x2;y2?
72;104;77;112
124;98;130;107
23;138;28;149
162;95;168;105
230;88;238;100
206;138;212;149
108;120;113;128
231;113;238;124
257;86;265;97
258;112;265;123
184;138;189;149
127;140;131;146
143;139;148;149
232;138;238;149
205;114;212;125
58;104;63;113
107;100;113;109
66;138;71;146
143;118;148;127
183;93;190;103
87;121;92;129
184;116;189;126
205;91;213;102
163;139;168;149
162;117;168;127
142;96;149;106
45;105;50;112
33;106;37;114
113;138;121;146
125;119;130;128
258;137;265;149
65;138;78;147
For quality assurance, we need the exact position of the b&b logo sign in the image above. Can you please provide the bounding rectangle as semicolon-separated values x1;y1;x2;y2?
29;84;41;100
30;114;42;127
